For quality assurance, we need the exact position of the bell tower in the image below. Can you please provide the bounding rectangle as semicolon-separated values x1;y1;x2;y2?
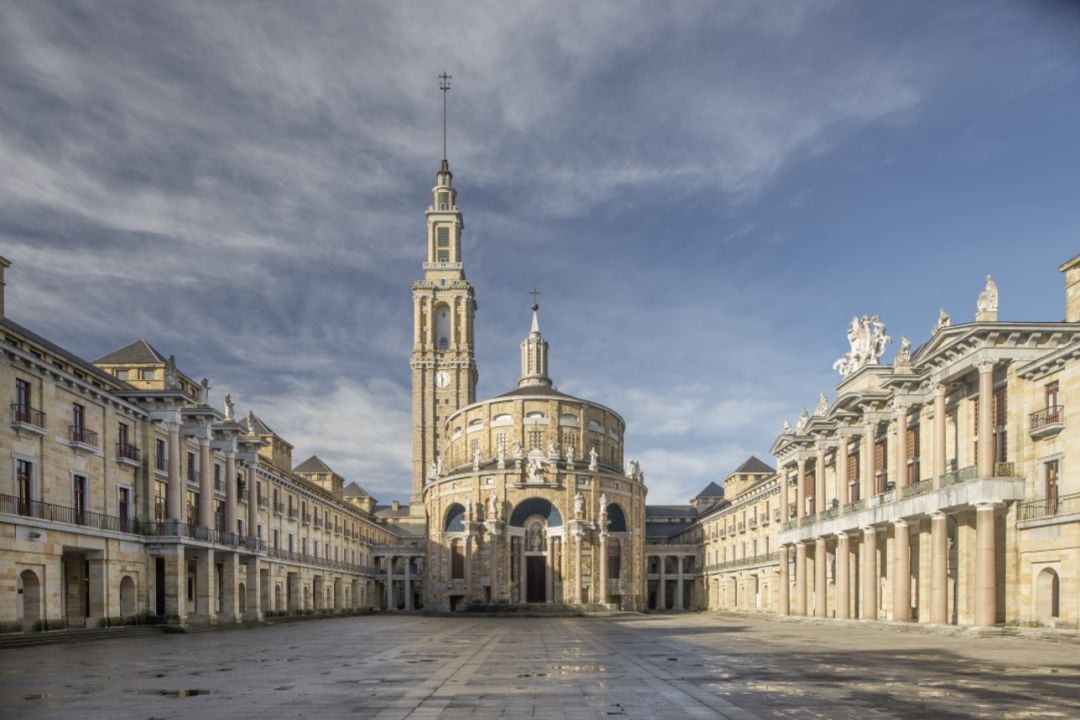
410;74;477;508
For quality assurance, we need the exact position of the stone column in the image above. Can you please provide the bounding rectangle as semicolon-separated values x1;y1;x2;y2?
198;432;213;530
861;527;877;620
781;464;791;523
778;545;790;615
796;457;807;518
658;555;666;610
975;504;997;626
836;440;849;507
225;447;237;537
815;446;826;518
386;556;395;610
892;520;911;621
246;462;258;542
836;533;850;620
814;536;827;617
164;551;186;621
894;403;909;497
933;384;947;490
862;420;876;501
166;418;182;523
930;512;948;624
597;532;608;605
795;542;807;616
518;538;527;602
977;361;995;478
194;549;215;622
244;560;261;621
545;536;554;603
573;530;583;604
488;522;500;603
221;552;239;622
404;557;413;611
675;555;684;610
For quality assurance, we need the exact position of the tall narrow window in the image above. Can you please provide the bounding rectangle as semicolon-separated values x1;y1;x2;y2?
73;474;87;524
1046;460;1060;515
118;422;129;452
993;386;1008;463
907;425;920;485
154;481;166;521
451;539;465;579
15;378;31;421
214;463;222;491
187;451;196;483
155;437;167;472
1046;381;1060;415
72;403;85;442
16;459;32;515
118;487;131;532
438;192;449;211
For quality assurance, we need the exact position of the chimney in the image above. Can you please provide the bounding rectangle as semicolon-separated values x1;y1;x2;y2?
391;500;400;511
0;256;9;320
1061;253;1080;323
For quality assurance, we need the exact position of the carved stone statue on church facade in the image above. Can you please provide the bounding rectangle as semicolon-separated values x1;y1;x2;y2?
165;355;179;390
833;314;892;378
977;274;998;314
588;446;598;471
814;393;829;417
223;393;234;421
796;408;810;434
487;492;499;521
574;492;584;518
895;336;912;366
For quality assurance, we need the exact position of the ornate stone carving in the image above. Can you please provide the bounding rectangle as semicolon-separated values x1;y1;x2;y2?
512;440;524;460
598;493;608;518
935;307;951;332
977;274;998;314
895;336;912;366
833;315;892;378
487;492;499;521
546;441;559;460
223;393;234;421
496;442;506;468
782;419;792;435
526;456;543;483
528;522;544;552
796;408;810;434
626;457;640;480
588;446;598;471
814;393;829;417
472;445;482;470
565;442;575;464
574;492;584;518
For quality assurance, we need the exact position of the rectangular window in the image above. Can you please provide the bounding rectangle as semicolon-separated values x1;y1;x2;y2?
529;431;542;450
214;463;222;491
288;533;294;553
437;225;450;246
72;402;85;441
993;386;1008;463
118;486;131;531
115;369;130;380
187;451;196;483
437;250;449;262
16;459;33;515
186;491;198;528
73;474;87;524
140;368;156;380
155;438;167;471
15;378;31;420
118;422;129;452
1046;381;1060;413
273;528;280;550
1046;459;1059;515
438;192;449;210
154;481;166;521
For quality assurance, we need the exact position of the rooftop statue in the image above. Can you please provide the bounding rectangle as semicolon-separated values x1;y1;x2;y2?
796;408;810;434
833;314;892;378
977;274;998;314
814;392;829;417
223;393;234;421
895;336;912;366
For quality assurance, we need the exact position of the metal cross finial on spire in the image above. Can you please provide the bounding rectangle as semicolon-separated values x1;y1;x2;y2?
438;72;452;160
529;287;541;311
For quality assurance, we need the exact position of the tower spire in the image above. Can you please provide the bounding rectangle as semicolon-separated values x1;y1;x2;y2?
518;296;552;388
438;71;452;161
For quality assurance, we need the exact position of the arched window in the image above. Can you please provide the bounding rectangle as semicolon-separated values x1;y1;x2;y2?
435;305;451;350
606;503;627;532
444;504;466;532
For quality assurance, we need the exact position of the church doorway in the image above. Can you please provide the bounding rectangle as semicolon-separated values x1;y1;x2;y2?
526;556;546;603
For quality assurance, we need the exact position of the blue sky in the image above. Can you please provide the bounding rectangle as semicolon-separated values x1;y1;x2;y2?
2;2;1078;504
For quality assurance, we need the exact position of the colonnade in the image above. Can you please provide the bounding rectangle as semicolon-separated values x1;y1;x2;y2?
779;504;1001;625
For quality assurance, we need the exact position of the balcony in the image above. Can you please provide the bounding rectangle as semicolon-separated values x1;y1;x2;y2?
257;497;269;511
154;455;168;474
287;507;298;521
10;404;46;435
1019;490;1078;523
749;518;758;529
68;425;99;452
273;502;284;516
186;470;200;486
0;492;144;534
422;261;463;271
115;443;141;467
302;513;311;526
314;517;324;529
1030;405;1064;439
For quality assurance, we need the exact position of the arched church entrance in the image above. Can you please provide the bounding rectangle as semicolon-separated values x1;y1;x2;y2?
510;499;563;604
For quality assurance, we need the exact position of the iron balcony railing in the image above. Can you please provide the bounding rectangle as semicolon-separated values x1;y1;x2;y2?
1030;405;1064;433
274;502;285;515
257;497;269;510
1019;489;1077;522
186;469;200;485
11;403;46;429
69;425;99;448
0;493;143;534
154;454;168;472
116;443;141;463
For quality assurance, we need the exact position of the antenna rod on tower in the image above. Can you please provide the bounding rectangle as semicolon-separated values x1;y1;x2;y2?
438;72;452;160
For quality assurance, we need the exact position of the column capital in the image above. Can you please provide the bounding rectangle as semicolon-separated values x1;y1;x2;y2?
974;502;1002;512
861;525;877;536
893;518;909;530
976;358;996;373
836;531;850;541
932;382;947;397
930;510;948;521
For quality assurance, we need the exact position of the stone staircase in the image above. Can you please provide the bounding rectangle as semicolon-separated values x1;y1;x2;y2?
0;624;166;649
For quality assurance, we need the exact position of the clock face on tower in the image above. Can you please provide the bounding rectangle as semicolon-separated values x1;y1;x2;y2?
435;371;451;389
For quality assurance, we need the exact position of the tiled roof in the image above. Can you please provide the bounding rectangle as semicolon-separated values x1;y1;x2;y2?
733;455;774;474
343;482;371;498
645;505;698;519
93;338;168;364
1;318;125;388
694;481;724;499
294;455;334;474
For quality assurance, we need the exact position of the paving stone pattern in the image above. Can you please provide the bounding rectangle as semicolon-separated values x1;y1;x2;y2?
2;613;1079;719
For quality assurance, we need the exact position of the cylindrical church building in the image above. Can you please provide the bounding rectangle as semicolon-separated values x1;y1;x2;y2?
423;305;647;611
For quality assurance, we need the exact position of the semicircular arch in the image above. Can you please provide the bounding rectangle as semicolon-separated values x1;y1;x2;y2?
510;498;563;528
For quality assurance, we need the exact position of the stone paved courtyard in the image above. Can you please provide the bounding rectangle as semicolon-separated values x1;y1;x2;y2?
2;613;1079;719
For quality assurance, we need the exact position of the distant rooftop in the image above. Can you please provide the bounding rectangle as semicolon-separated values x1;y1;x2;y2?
733;455;774;475
93;338;168;365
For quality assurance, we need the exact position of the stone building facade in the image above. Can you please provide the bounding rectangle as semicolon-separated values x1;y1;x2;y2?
0;260;408;629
